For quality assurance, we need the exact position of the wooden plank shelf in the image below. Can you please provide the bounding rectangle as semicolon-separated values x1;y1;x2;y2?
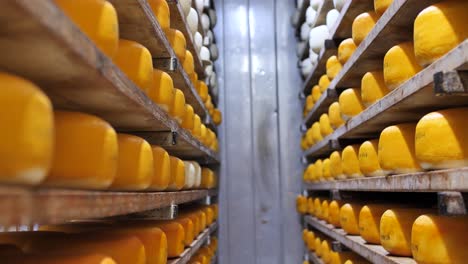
308;251;325;264
305;167;468;192
169;222;218;264
0;0;219;164
303;41;468;160
0;185;217;227
304;216;417;264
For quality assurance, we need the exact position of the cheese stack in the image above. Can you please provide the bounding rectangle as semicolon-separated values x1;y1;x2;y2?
0;72;53;185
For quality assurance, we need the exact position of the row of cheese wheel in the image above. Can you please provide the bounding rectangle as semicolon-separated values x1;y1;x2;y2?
297;196;468;262
0;205;217;264
188;238;218;264
54;0;222;126
303;0;468;118
302;231;369;264
302;107;468;182
1;72;218;189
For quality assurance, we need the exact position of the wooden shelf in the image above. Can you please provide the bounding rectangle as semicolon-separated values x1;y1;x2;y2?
305;167;468;192
0;185;217;227
304;216;417;264
0;0;219;164
169;222;218;264
303;40;468;159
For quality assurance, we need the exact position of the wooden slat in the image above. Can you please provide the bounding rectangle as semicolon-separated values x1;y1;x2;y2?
304;216;417;264
328;0;374;40
169;222;218;264
0;0;219;163
305;167;468;192
303;41;468;159
0;185;217;227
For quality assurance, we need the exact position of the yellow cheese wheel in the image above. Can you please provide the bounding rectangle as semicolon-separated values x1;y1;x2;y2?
114;39;154;92
378;123;421;174
169;89;186;123
352;11;380;46
179;213;200;235
306;231;316;251
149;146;171;190
305;164;315;182
148;0;170;30
328;102;345;129
412;214;468;264
338;38;357;64
199;124;208;144
312;85;322;102
415;108;468;169
326;55;343;80
197;210;207;229
149;70;175;112
192;114;202;138
201;168;215;188
307;197;315;214
315;237;323;257
383;42;422;90
306;95;315;112
313;197;322;217
209;236;218;251
374;0;394;15
314;159;324;182
212;109;223;125
297;195;308;214
302;228;309;243
2;254;117;264
47;111;117;189
183;50;195;75
164;28;187;61
358;139;385;177
380;208;430;256
339;88;365;120
154;222;185;258
189;72;198;87
414;2;468;67
55;0;119;58
306;128;315;147
342;145;363;178
203;206;214;225
176;217;195;246
181;104;195;130
322;158;332;181
0;72;53;185
168;156;185;190
361;71;389;107
303;261;310;264
320;114;334;136
340;203;363;235
196;81;209;102
321;239;333;263
331;252;369;264
319;75;331;92
110;134;153;190
321;200;330;221
191;255;207;264
358;204;390;244
330;151;344;180
328;200;342;227
312;122;323;143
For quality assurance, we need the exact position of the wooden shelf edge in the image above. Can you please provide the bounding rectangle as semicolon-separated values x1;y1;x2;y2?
304;167;468;192
304;216;417;264
169;222;218;264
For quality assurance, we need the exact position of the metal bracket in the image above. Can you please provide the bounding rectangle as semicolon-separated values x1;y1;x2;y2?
153;57;178;72
331;241;349;252
300;123;308;133
434;71;468;96
330;190;342;201
299;92;306;100
201;195;212;205
328;139;342;152
110;204;178;220
301;155;309;165
302;190;309;197
438;192;467;216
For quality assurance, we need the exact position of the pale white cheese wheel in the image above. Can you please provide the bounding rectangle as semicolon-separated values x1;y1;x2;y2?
309;25;330;53
306;7;318;26
187;8;199;35
333;0;346;11
180;0;191;16
202;13;211;31
183;161;196;189
200;46;211;61
205;64;213;77
194;32;203;53
326;9;340;29
301;58;313;77
210;43;218;60
191;162;202;188
208;9;217;27
309;49;319;64
311;0;323;10
300;23;312;41
195;0;204;14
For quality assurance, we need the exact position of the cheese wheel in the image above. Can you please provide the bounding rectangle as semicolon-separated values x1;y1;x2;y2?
326;55;342;80
313;197;322;217
0;73;53;185
187;8;198;35
193;32;203;53
199;124;208;144
311;85;322;102
352;12;380;46
340;203;363;235
337;38;357;64
378;123;421;174
196;81;209;102
180;0;191;16
319;75;331;92
201;168;215;188
181;105;195;130
331;252;369;264
311;122;323;143
168;157;185;190
358;204;390;244
164;28;187;61
179;213;200;235
212;109;222;125
309;25;330;53
415;108;468;169
114;39;154;92
192;114;202;138
203;207;214;224
321;239;332;263
307;197;315;214
183;161;196;189
315;237;323;257
374;0;394;15
2;254;117;264
383;42;422;90
191;255;207;264
154;222;185;258
175;218;195;246
46;111;117;189
328;102;345;129
305;128;315;147
339;88;365;120
412;215;468;264
201;13;210;31
306;231;316;251
314;159;324;182
305;164;315;182
319;114;334;136
342;145;363;178
326;9;340;29
310;0;323;11
149;70;175;112
149;146;171;190
321;200;330;221
414;2;468;67
25;233;146;264
200;46;211;62
330;151;344;180
306;7;318;26
209;236;218;251
380;208;430;256
306;95;315;112
110;134;153;190
148;0;170;30
322;158;332;181
361;71;389;107
55;0;119;58
333;0;346;11
328;200;342;227
211;204;219;220
169;89;186;123
191;162;202;188
183;50;195;75
359;139;385;177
